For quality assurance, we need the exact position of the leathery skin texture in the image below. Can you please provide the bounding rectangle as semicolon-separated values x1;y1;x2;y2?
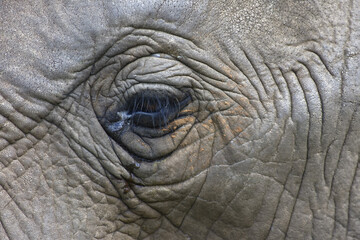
0;1;359;239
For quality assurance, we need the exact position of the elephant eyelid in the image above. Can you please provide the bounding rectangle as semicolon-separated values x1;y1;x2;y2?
121;92;191;129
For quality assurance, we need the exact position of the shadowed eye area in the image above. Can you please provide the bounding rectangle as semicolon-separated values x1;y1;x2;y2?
129;94;170;114
127;93;191;128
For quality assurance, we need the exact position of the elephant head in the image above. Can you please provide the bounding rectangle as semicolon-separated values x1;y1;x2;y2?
0;1;359;239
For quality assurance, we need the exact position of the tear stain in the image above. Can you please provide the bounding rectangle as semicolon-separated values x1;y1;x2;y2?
107;111;132;132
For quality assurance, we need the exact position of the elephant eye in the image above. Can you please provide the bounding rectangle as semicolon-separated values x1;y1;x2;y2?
90;51;199;161
104;91;192;133
126;93;191;128
97;90;195;160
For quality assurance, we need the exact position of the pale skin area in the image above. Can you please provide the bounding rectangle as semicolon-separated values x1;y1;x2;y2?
0;0;359;239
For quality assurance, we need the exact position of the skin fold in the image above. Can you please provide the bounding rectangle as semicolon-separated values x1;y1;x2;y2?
0;0;359;239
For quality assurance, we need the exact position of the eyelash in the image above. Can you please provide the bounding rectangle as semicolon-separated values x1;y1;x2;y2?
107;92;191;131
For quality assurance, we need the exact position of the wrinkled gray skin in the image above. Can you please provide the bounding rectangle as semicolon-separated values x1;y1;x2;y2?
0;1;359;239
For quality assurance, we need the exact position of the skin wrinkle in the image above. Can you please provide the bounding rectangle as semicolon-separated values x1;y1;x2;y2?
304;48;336;77
186;116;276;236
231;70;267;119
294;63;323;150
331;105;358;238
179;126;202;183
69;127;129;182
297;59;327;133
338;0;353;106
292;54;338;238
295;53;338;236
330;0;360;234
0;123;49;171
50;102;116;181
162;166;204;229
265;66;289;119
241;49;272;111
277;68;309;238
285;76;310;236
205;170;273;238
266;170;294;238
0;217;11;240
329;105;356;194
2;157;49;238
348;149;360;238
301;51;341;146
278;68;295;122
213;175;269;239
0;74;90;183
346;152;355;240
136;122;205;183
177;169;208;231
165;195;196;227
0;97;35;142
0;208;27;239
105;171;159;222
153;135;210;232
